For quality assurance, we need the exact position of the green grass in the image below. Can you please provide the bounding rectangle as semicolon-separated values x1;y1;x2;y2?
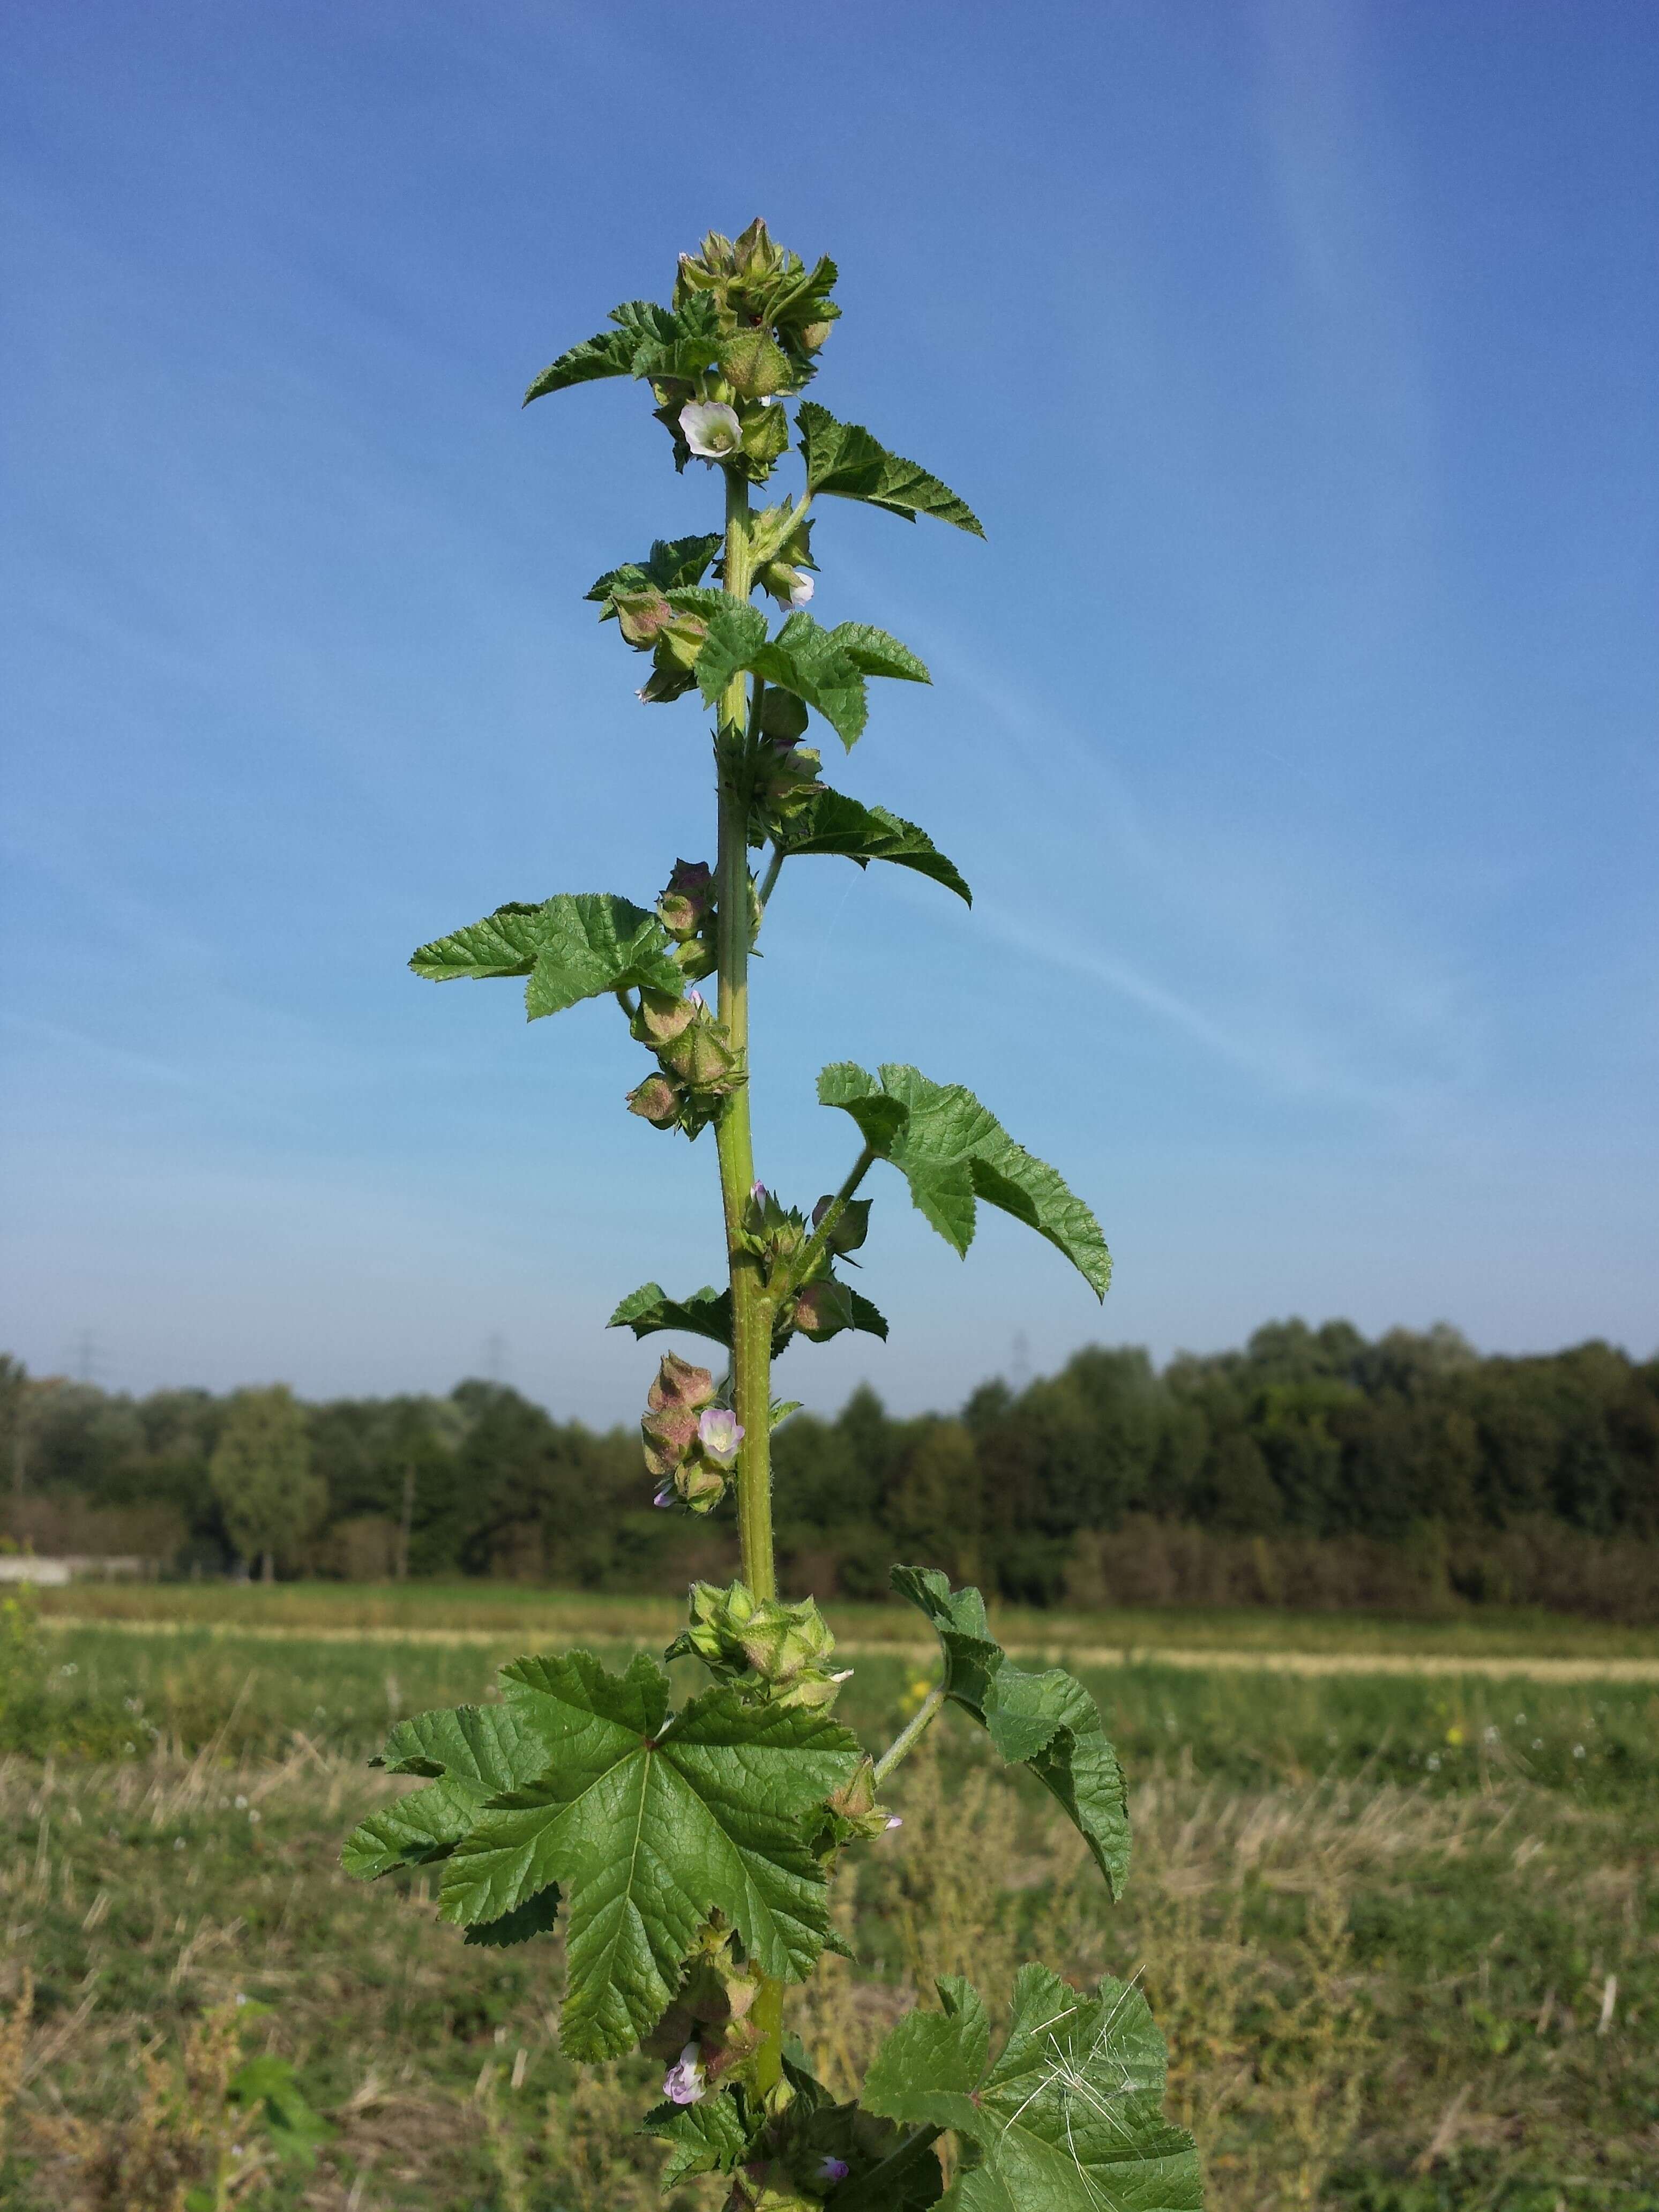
35;1576;1659;1661
13;1620;1658;1809
3;1605;1657;2209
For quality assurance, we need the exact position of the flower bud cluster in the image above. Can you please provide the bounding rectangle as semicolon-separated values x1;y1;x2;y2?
640;1354;743;1513
737;1183;809;1283
674;219;839;382
668;1579;851;1713
741;502;818;615
626;983;745;1140
592;580;712;705
753;739;824;834
655;857;718;983
645;220;839;483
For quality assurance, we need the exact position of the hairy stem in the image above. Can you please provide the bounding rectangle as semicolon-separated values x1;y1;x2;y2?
710;469;788;2104
713;465;776;1605
873;1684;946;1785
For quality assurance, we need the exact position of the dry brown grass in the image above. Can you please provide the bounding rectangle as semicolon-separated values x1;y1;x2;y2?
1;1730;1652;2209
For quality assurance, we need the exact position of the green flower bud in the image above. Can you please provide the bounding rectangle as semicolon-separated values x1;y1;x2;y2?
824;1755;900;1841
610;586;675;648
756;739;823;825
758;561;814;611
636;660;697;706
625;1073;683;1127
676;1459;728;1514
737;398;790;478
657;1009;742;1092
673;220;839;378
758;687;810;745
668;1580;845;1708
657;858;714;941
654;612;708;676
790;1277;857;1342
720;327;792;399
632;988;698;1050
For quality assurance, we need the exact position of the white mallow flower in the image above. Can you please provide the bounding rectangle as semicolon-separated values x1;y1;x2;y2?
787;570;814;609
697;1407;744;1469
679;400;741;461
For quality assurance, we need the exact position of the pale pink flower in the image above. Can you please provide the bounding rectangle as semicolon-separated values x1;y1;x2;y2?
697;1408;744;1469
662;2042;706;2104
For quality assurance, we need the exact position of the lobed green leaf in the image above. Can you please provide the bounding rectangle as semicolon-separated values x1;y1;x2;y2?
607;1281;735;1347
775;791;971;905
342;1698;557;1884
890;1566;1129;1897
524;297;722;403
410;893;685;1020
608;1279;888;1353
797;402;984;536
863;1966;1200;2212
586;534;722;607
694;608;933;751
340;1775;493;1880
436;1651;862;2060
817;1064;1111;1298
826;622;931;684
462;1882;564;1949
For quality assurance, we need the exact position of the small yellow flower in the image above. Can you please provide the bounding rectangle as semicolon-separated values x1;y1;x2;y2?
1446;1725;1464;1747
899;1672;933;1717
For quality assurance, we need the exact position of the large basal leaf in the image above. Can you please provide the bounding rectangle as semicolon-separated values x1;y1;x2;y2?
524;297;721;402
437;1649;862;2061
776;791;970;905
863;1966;1201;2212
608;1279;888;1354
890;1567;1130;1897
797;402;984;536
410;893;685;1020
818;1064;1111;1298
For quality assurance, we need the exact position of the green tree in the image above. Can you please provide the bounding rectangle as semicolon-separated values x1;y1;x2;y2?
210;1386;325;1582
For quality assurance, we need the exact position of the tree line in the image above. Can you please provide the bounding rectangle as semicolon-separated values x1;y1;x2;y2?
2;1318;1656;1617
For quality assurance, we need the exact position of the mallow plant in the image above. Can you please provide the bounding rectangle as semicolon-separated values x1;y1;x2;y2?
345;221;1202;2212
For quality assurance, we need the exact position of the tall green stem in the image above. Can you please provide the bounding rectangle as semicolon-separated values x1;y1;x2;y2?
713;463;789;2104
713;464;776;1605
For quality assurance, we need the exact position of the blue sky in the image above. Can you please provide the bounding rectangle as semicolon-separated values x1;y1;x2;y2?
3;0;1655;1422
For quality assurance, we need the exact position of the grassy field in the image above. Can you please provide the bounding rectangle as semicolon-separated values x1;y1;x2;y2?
3;1586;1656;2209
36;1576;1659;1661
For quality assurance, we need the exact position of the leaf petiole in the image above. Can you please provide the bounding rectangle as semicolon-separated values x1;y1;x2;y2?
786;1142;876;1294
756;842;786;909
873;1683;945;1787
